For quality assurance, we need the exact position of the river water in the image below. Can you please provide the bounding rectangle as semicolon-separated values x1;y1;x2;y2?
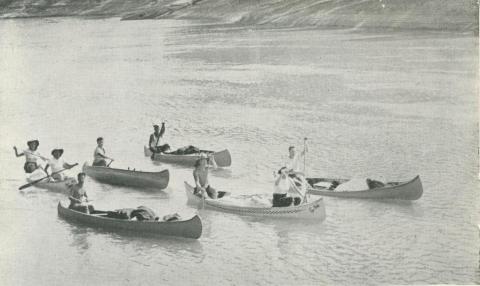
0;18;478;285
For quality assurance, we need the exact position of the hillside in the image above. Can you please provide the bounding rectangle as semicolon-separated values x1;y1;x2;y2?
0;0;477;32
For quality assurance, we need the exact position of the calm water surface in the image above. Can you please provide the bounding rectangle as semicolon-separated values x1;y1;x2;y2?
0;18;478;285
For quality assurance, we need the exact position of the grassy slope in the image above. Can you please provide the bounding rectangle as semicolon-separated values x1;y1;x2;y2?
0;0;477;32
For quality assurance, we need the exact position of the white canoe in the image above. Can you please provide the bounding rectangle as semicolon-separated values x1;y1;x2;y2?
58;201;202;239
307;175;423;200
144;146;232;167
25;177;76;194
83;162;169;190
184;182;326;220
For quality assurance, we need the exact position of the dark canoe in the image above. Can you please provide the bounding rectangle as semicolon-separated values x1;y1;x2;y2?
57;201;202;239
184;182;326;220
307;175;423;200
144;146;232;167
83;162;169;190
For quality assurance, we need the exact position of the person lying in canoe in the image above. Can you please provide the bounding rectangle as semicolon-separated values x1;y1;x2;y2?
45;148;76;181
273;167;301;207
92;137;113;167
193;153;218;199
69;173;94;213
149;123;170;154
13;140;47;173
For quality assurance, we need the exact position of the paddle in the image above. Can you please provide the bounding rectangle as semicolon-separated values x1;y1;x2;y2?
288;176;305;200
107;158;114;167
14;146;48;161
19;163;79;190
303;137;308;202
69;196;92;214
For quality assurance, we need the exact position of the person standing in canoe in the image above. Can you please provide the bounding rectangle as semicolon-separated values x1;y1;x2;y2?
149;123;170;154
92;137;113;167
193;153;218;199
13;140;47;173
285;146;305;176
273;167;301;207
69;173;94;213
45;149;77;181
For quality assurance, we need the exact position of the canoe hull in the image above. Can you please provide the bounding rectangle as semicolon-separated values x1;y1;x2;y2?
83;163;169;190
307;175;423;200
26;178;76;194
145;146;232;167
57;201;202;239
184;182;326;220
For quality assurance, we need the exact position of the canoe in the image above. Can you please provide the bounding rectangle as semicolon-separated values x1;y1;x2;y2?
307;175;423;200
25;177;76;194
83;162;169;190
57;201;202;239
184;182;326;220
144;146;232;167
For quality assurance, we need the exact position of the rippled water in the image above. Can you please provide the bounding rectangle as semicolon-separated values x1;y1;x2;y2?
0;18;478;285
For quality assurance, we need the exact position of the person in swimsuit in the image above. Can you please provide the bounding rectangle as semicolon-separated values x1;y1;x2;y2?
13;140;47;173
193;153;218;199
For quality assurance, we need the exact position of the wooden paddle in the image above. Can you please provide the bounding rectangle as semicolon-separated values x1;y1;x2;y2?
19;163;79;190
303;137;308;202
107;158;114;167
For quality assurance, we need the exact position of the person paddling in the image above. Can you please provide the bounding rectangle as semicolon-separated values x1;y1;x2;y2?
13;140;47;173
92;137;113;167
193;153;218;199
273;167;301;207
285;145;308;191
149;123;170;154
69;173;94;213
45;149;76;181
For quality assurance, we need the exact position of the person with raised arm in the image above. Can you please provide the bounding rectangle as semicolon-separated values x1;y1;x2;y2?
13;140;47;173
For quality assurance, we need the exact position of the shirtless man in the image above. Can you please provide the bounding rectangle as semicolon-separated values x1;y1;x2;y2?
193;153;218;199
69;173;94;213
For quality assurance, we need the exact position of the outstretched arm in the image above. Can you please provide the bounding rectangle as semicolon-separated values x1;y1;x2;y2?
13;146;24;157
63;162;77;169
159;122;166;137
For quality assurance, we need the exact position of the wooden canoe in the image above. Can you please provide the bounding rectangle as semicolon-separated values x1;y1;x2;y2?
25;177;76;194
184;182;326;220
144;146;232;167
83;162;169;190
57;201;202;239
307;175;423;200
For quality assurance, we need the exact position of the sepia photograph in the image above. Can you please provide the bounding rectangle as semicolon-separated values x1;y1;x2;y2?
0;0;478;285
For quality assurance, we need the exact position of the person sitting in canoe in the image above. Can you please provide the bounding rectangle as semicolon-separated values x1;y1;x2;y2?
273;167;301;207
149;123;170;154
45;148;77;181
13;140;47;173
92;137;113;167
69;173;94;213
193;153;218;199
